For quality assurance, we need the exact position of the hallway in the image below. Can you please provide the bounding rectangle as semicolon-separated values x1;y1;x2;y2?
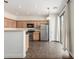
26;41;73;59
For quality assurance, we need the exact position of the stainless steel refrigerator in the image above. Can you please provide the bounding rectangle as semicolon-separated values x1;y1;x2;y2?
40;24;48;41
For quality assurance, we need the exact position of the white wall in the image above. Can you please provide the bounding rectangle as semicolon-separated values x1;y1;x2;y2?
4;11;16;20
49;14;57;41
63;0;74;57
68;0;74;57
63;5;69;50
58;0;74;57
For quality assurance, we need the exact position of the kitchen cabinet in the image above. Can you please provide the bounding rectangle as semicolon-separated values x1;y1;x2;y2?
16;21;27;28
4;18;16;28
16;20;48;28
10;20;16;28
4;21;9;28
33;31;40;41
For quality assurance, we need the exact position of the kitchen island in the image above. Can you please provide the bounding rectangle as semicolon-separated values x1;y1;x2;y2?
4;28;29;58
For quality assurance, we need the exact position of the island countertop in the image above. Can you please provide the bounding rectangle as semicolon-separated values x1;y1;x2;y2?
4;28;28;31
4;28;40;32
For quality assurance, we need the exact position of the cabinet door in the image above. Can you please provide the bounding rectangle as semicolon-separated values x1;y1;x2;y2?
16;22;23;28
4;18;16;28
4;21;9;28
16;21;26;28
22;22;27;28
33;32;40;40
11;21;16;28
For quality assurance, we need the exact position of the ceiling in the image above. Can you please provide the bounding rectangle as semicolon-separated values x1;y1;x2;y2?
4;0;67;16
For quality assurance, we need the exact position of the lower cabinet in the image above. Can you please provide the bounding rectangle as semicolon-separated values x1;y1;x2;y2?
33;31;40;41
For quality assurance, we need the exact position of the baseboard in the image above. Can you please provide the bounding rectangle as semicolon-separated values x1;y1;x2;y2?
69;51;74;58
4;53;24;58
67;49;74;58
40;40;49;42
49;40;61;43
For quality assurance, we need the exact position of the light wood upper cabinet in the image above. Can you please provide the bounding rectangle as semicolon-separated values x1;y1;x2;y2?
16;20;48;28
16;21;24;28
4;18;16;28
16;21;27;28
4;21;9;28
